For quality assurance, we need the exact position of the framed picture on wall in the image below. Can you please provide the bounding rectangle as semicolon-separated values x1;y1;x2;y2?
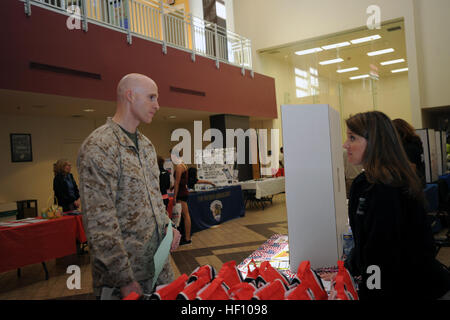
10;133;33;162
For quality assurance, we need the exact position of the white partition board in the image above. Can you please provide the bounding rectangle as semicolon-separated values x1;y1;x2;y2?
281;104;347;271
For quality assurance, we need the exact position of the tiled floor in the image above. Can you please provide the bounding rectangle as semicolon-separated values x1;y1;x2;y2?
0;193;449;300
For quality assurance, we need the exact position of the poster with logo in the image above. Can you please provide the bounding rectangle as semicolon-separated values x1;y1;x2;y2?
196;148;237;187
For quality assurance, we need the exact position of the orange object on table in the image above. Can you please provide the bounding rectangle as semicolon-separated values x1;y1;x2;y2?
273;168;285;177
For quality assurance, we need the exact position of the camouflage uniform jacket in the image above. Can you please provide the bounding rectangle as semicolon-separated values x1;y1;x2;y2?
77;117;173;295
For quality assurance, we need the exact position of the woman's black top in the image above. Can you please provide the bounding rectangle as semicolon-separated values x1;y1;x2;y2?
53;173;80;212
159;167;171;196
346;172;450;300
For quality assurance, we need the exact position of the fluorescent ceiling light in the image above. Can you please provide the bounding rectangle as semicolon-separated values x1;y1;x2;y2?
380;58;405;66
350;35;381;44
391;68;408;73
83;109;95;112
350;74;370;80
322;42;351;50
337;67;359;73
295;47;323;56
319;58;343;65
367;48;395;56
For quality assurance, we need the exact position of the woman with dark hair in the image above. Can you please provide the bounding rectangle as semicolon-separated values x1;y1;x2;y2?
343;111;450;300
392;118;426;187
53;159;80;212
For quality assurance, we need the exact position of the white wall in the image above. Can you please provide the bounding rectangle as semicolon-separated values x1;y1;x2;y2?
188;0;203;19
224;0;235;31
413;0;450;108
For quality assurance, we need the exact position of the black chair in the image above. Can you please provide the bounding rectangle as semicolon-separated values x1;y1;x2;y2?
434;180;450;257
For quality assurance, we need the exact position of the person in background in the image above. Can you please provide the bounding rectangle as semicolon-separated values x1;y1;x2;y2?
279;147;284;169
53;159;80;212
164;149;175;191
187;167;216;190
343;111;450;300
158;155;172;209
172;149;192;246
77;73;179;299
392;118;426;187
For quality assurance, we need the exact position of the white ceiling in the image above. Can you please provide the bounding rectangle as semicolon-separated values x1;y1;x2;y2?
0;89;225;124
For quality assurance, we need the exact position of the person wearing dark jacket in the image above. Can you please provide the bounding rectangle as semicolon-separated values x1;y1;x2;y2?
158;155;171;209
393;118;426;187
53;159;80;212
343;111;450;300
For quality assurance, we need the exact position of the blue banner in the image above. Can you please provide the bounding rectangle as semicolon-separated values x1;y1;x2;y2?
188;185;245;233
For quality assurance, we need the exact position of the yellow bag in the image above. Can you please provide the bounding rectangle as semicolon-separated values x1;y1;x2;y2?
41;195;63;219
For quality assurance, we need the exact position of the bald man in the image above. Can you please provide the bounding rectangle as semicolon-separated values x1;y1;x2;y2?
77;74;178;299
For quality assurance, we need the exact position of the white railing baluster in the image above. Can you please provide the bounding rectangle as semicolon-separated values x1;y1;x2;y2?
143;5;148;38
81;0;88;32
24;0;252;70
126;0;132;43
189;13;196;62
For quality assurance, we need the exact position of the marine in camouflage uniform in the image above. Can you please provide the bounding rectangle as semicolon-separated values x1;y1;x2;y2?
77;117;174;298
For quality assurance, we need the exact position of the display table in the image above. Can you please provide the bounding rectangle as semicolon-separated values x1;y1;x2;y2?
0;215;86;275
188;185;245;233
239;177;285;209
237;234;337;286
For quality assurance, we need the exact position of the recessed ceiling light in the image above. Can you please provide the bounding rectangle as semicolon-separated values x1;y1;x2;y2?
350;35;381;44
168;115;177;119
367;48;395;56
83;108;95;112
321;42;351;50
319;58;343;65
337;67;359;73
294;47;323;56
350;74;370;80
391;68;408;73
380;58;405;65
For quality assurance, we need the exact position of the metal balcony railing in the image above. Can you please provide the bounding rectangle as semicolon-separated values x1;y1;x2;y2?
21;0;253;71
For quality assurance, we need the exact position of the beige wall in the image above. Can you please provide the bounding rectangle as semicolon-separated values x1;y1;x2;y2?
413;0;450;108
0;114;189;214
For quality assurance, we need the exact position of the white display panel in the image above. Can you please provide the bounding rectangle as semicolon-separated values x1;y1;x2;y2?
196;148;237;187
281;104;347;270
435;131;447;176
417;129;438;183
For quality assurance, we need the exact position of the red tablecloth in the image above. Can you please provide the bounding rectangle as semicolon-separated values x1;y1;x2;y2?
0;216;85;273
73;215;87;243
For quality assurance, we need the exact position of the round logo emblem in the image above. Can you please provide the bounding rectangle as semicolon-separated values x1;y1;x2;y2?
210;200;223;222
